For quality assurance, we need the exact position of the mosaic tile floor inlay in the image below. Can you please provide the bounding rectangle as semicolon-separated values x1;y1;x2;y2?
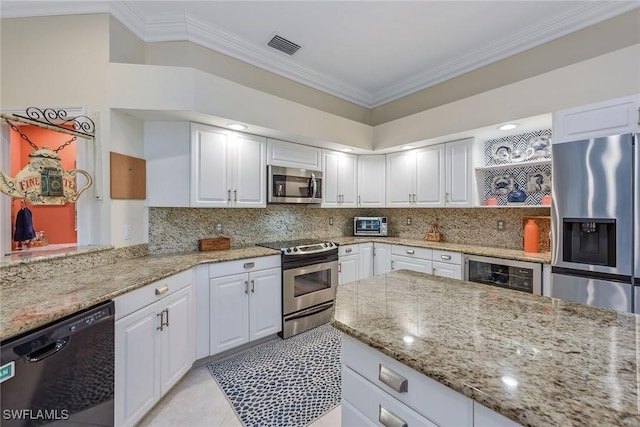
208;324;341;427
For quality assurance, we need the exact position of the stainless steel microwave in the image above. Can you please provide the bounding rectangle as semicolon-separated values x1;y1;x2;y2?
354;217;388;236
267;165;322;204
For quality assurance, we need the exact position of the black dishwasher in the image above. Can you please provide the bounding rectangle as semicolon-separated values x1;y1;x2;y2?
0;301;115;426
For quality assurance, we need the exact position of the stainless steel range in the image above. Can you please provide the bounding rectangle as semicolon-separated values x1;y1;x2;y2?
257;239;338;338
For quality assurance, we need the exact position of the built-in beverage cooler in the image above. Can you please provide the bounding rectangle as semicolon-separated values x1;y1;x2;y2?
465;255;542;295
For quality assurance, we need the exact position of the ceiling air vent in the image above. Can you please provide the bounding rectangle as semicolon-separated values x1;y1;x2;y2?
267;34;301;55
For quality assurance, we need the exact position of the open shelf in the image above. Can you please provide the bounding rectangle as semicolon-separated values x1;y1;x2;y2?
475;159;551;171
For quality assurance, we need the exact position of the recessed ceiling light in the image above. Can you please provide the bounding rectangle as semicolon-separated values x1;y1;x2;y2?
340;148;353;152
498;123;518;131
227;123;247;131
400;145;414;150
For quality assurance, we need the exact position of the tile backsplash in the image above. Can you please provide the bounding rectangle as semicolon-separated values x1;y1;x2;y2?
149;206;551;254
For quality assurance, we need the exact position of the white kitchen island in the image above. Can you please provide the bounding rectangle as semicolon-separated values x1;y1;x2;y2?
331;270;640;427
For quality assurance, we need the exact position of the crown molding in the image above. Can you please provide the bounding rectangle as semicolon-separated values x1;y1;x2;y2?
2;1;637;108
370;2;640;107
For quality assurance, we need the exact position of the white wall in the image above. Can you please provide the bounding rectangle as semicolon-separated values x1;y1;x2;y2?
373;44;640;150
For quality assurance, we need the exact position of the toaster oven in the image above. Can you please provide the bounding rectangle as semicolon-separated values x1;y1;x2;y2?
354;217;387;236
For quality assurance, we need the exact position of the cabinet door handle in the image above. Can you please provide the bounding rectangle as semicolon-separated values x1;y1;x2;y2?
408;193;412;203
164;308;169;328
345;248;352;253
155;285;169;295
391;260;394;269
358;195;361;205
157;311;164;331
406;249;414;255
244;280;249;294
440;254;451;260
379;405;408;427
250;280;255;293
338;263;342;273
227;189;231;202
412;193;416;203
379;364;409;393
445;191;450;202
243;262;255;269
234;189;237;202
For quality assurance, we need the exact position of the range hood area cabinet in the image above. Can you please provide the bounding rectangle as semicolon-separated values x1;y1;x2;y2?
144;122;266;208
386;138;473;208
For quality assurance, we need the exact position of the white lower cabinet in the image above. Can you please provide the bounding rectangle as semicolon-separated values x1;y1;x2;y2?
115;270;195;427
209;256;281;355
342;334;473;427
358;243;374;279
342;334;520;427
373;243;392;275
339;244;359;285
391;245;433;274
432;249;463;279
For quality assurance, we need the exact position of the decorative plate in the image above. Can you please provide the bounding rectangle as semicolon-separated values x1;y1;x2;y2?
526;136;551;157
491;142;512;162
492;174;515;195
526;170;552;192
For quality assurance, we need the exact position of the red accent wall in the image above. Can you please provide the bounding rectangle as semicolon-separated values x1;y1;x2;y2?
10;125;77;248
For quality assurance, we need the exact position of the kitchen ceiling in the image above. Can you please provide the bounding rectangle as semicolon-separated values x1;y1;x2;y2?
2;1;638;109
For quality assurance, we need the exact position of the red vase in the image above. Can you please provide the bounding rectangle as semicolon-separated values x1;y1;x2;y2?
524;219;539;253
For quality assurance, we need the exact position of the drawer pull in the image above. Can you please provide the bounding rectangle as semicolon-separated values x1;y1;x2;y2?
405;249;415;255
345;248;352;253
440;254;452;260
155;285;169;295
379;364;408;393
379;405;408;427
243;262;255;269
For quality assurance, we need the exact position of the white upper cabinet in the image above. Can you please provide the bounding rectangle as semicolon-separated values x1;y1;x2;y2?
191;123;266;208
267;138;322;170
144;121;191;207
386;150;416;207
322;149;357;208
386;140;472;208
415;145;445;207
357;155;386;207
445;139;473;208
553;94;640;143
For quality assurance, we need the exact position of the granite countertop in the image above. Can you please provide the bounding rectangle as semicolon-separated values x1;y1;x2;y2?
0;246;279;341
330;236;551;264
331;270;640;427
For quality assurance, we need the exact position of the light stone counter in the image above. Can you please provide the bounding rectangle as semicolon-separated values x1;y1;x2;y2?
0;246;279;341
331;270;640;427
330;236;551;264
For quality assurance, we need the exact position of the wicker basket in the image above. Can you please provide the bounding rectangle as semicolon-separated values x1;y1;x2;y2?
424;223;442;242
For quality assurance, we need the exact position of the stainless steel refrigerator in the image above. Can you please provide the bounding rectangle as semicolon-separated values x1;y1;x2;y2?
551;133;639;313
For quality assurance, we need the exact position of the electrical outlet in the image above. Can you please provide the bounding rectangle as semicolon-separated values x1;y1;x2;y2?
497;220;505;231
215;223;223;232
123;224;132;240
406;217;412;225
329;217;334;225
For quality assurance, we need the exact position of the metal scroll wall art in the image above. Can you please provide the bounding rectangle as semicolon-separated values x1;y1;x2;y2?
0;107;95;205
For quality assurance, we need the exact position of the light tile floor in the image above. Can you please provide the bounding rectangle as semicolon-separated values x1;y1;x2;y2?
138;365;341;427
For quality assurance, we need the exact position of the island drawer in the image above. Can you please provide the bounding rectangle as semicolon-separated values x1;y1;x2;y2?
343;366;438;427
342;334;473;427
114;269;192;320
391;245;432;259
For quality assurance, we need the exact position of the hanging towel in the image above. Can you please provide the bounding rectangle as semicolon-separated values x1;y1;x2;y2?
14;206;36;242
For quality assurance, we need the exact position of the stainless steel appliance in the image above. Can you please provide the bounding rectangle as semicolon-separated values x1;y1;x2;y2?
267;165;322;204
0;301;115;426
256;239;338;338
353;216;388;236
465;255;542;295
551;133;639;313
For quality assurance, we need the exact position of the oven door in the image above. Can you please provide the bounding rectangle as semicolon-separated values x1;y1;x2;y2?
283;259;338;315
